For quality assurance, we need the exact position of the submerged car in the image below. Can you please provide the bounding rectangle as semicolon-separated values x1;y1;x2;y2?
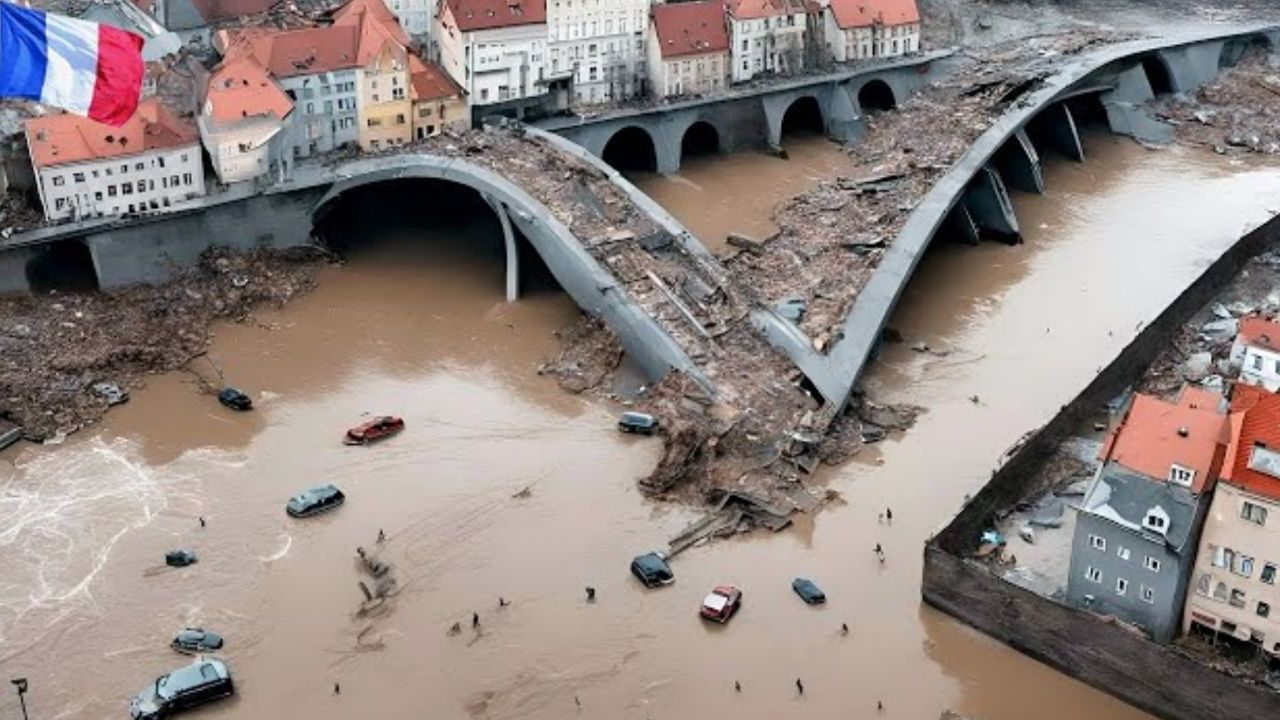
345;416;405;445
630;552;674;588
618;412;658;435
171;628;224;654
286;484;345;518
165;550;198;568
217;387;252;411
130;658;234;719
700;585;743;623
791;577;826;605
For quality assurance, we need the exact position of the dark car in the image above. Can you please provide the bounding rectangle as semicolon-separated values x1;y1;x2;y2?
130;658;234;719
618;412;658;435
630;552;674;587
700;585;743;623
171;628;224;654
792;577;826;605
286;484;345;518
217;387;252;411
165;550;198;568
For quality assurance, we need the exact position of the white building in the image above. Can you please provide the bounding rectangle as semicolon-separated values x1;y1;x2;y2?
546;0;649;104
26;100;205;222
438;0;549;108
822;0;920;63
647;0;730;100
726;0;807;84
386;0;432;38
199;56;294;185
1232;316;1280;392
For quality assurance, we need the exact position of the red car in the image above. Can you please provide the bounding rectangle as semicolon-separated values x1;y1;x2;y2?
700;585;742;623
345;416;405;445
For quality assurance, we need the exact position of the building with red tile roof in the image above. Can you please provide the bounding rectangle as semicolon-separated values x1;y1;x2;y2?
1183;382;1280;658
199;56;294;184
646;1;730;99
726;0;808;83
25;100;205;221
1098;386;1230;494
409;56;469;139
437;0;549;109
1232;315;1280;392
822;0;921;63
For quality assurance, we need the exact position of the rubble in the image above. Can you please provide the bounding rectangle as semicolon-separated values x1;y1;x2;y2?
1152;48;1280;155
0;246;326;440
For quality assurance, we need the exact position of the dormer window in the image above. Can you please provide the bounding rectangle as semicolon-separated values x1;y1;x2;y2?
1168;464;1194;487
1143;506;1170;535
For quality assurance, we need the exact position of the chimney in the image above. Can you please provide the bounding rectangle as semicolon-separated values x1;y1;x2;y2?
1177;427;1189;438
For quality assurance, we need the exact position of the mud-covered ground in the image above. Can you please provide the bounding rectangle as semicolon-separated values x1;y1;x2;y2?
0;247;327;440
1153;49;1280;155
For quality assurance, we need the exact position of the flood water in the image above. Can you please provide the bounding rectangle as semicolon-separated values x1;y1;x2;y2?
4;131;1280;720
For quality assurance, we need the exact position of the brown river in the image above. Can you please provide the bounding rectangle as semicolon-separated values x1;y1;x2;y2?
4;132;1280;720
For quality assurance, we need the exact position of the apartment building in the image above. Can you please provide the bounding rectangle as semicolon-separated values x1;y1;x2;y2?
199;55;294;184
1231;315;1280;393
726;0;807;83
546;0;649;103
409;56;470;139
438;0;549;109
822;0;919;63
646;0;730;99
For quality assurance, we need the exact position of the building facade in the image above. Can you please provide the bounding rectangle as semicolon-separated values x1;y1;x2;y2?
385;0;432;38
727;0;807;84
647;1;730;100
199;56;294;184
822;0;920;63
1184;384;1280;662
409;56;470;139
357;42;415;150
1231;316;1280;392
546;0;650;104
1065;387;1228;643
26;101;205;222
437;0;549;109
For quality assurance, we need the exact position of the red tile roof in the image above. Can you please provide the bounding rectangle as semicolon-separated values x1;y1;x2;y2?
1237;315;1280;353
409;56;464;101
204;56;294;123
444;0;545;32
334;0;411;50
26;100;198;169
1222;383;1280;502
828;0;919;30
190;0;280;24
727;0;803;20
651;1;729;59
1100;386;1229;494
222;25;362;77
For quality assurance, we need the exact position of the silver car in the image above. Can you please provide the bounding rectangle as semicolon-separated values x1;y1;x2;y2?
130;658;233;719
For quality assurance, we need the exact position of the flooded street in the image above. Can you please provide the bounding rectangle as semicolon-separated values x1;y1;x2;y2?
5;131;1280;720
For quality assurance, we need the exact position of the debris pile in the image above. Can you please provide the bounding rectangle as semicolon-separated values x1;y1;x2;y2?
0;246;326;440
1152;48;1280;155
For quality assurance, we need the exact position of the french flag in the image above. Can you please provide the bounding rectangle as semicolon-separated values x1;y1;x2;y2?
0;2;144;126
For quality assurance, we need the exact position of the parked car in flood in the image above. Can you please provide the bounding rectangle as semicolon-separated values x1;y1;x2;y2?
791;577;826;605
130;658;234;719
700;585;743;623
164;550;197;568
618;412;658;435
217;387;252;411
170;628;224;654
345;416;405;445
630;552;674;587
286;484;345;518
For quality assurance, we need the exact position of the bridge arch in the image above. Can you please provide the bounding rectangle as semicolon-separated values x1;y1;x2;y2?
679;119;722;161
601;125;658;173
857;79;897;113
780;95;826;140
26;238;98;292
310;154;697;384
1140;54;1176;95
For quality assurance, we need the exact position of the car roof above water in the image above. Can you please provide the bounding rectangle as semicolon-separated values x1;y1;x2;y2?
290;484;341;504
162;659;228;692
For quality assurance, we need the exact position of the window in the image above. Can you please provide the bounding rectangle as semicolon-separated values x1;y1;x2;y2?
1144;556;1161;573
1085;566;1102;584
1141;586;1155;604
1263;563;1277;584
108;185;117;197
1117;546;1131;560
120;164;128;174
1213;581;1229;601
1237;555;1255;578
1252;353;1264;371
72;172;85;183
367;118;382;128
1231;589;1247;608
1242;501;1268;525
157;156;165;169
122;182;133;194
1115;578;1128;595
392;87;405;100
396;114;406;125
1195;573;1211;596
182;173;192;185
1260;601;1272;618
52;176;65;187
1168;464;1194;487
135;163;144;171
1089;534;1106;551
1143;509;1168;533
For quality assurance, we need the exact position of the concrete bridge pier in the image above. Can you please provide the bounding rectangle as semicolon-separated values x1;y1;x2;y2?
962;166;1020;243
825;83;865;144
482;193;521;301
1100;64;1175;144
993;128;1046;194
942;203;981;245
1029;103;1085;162
0;246;35;294
1159;42;1227;93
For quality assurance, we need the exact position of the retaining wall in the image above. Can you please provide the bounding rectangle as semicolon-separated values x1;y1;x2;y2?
922;213;1280;719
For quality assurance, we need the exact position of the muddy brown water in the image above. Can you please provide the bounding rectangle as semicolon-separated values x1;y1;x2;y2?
4;133;1280;720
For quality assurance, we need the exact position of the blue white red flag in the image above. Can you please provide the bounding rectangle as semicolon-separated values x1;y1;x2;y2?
0;2;144;126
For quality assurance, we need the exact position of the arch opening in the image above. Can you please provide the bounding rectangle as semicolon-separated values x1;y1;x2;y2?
26;239;98;293
780;96;825;140
858;79;897;113
601;126;658;173
1140;55;1174;96
312;178;558;298
1219;36;1272;70
680;121;721;161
